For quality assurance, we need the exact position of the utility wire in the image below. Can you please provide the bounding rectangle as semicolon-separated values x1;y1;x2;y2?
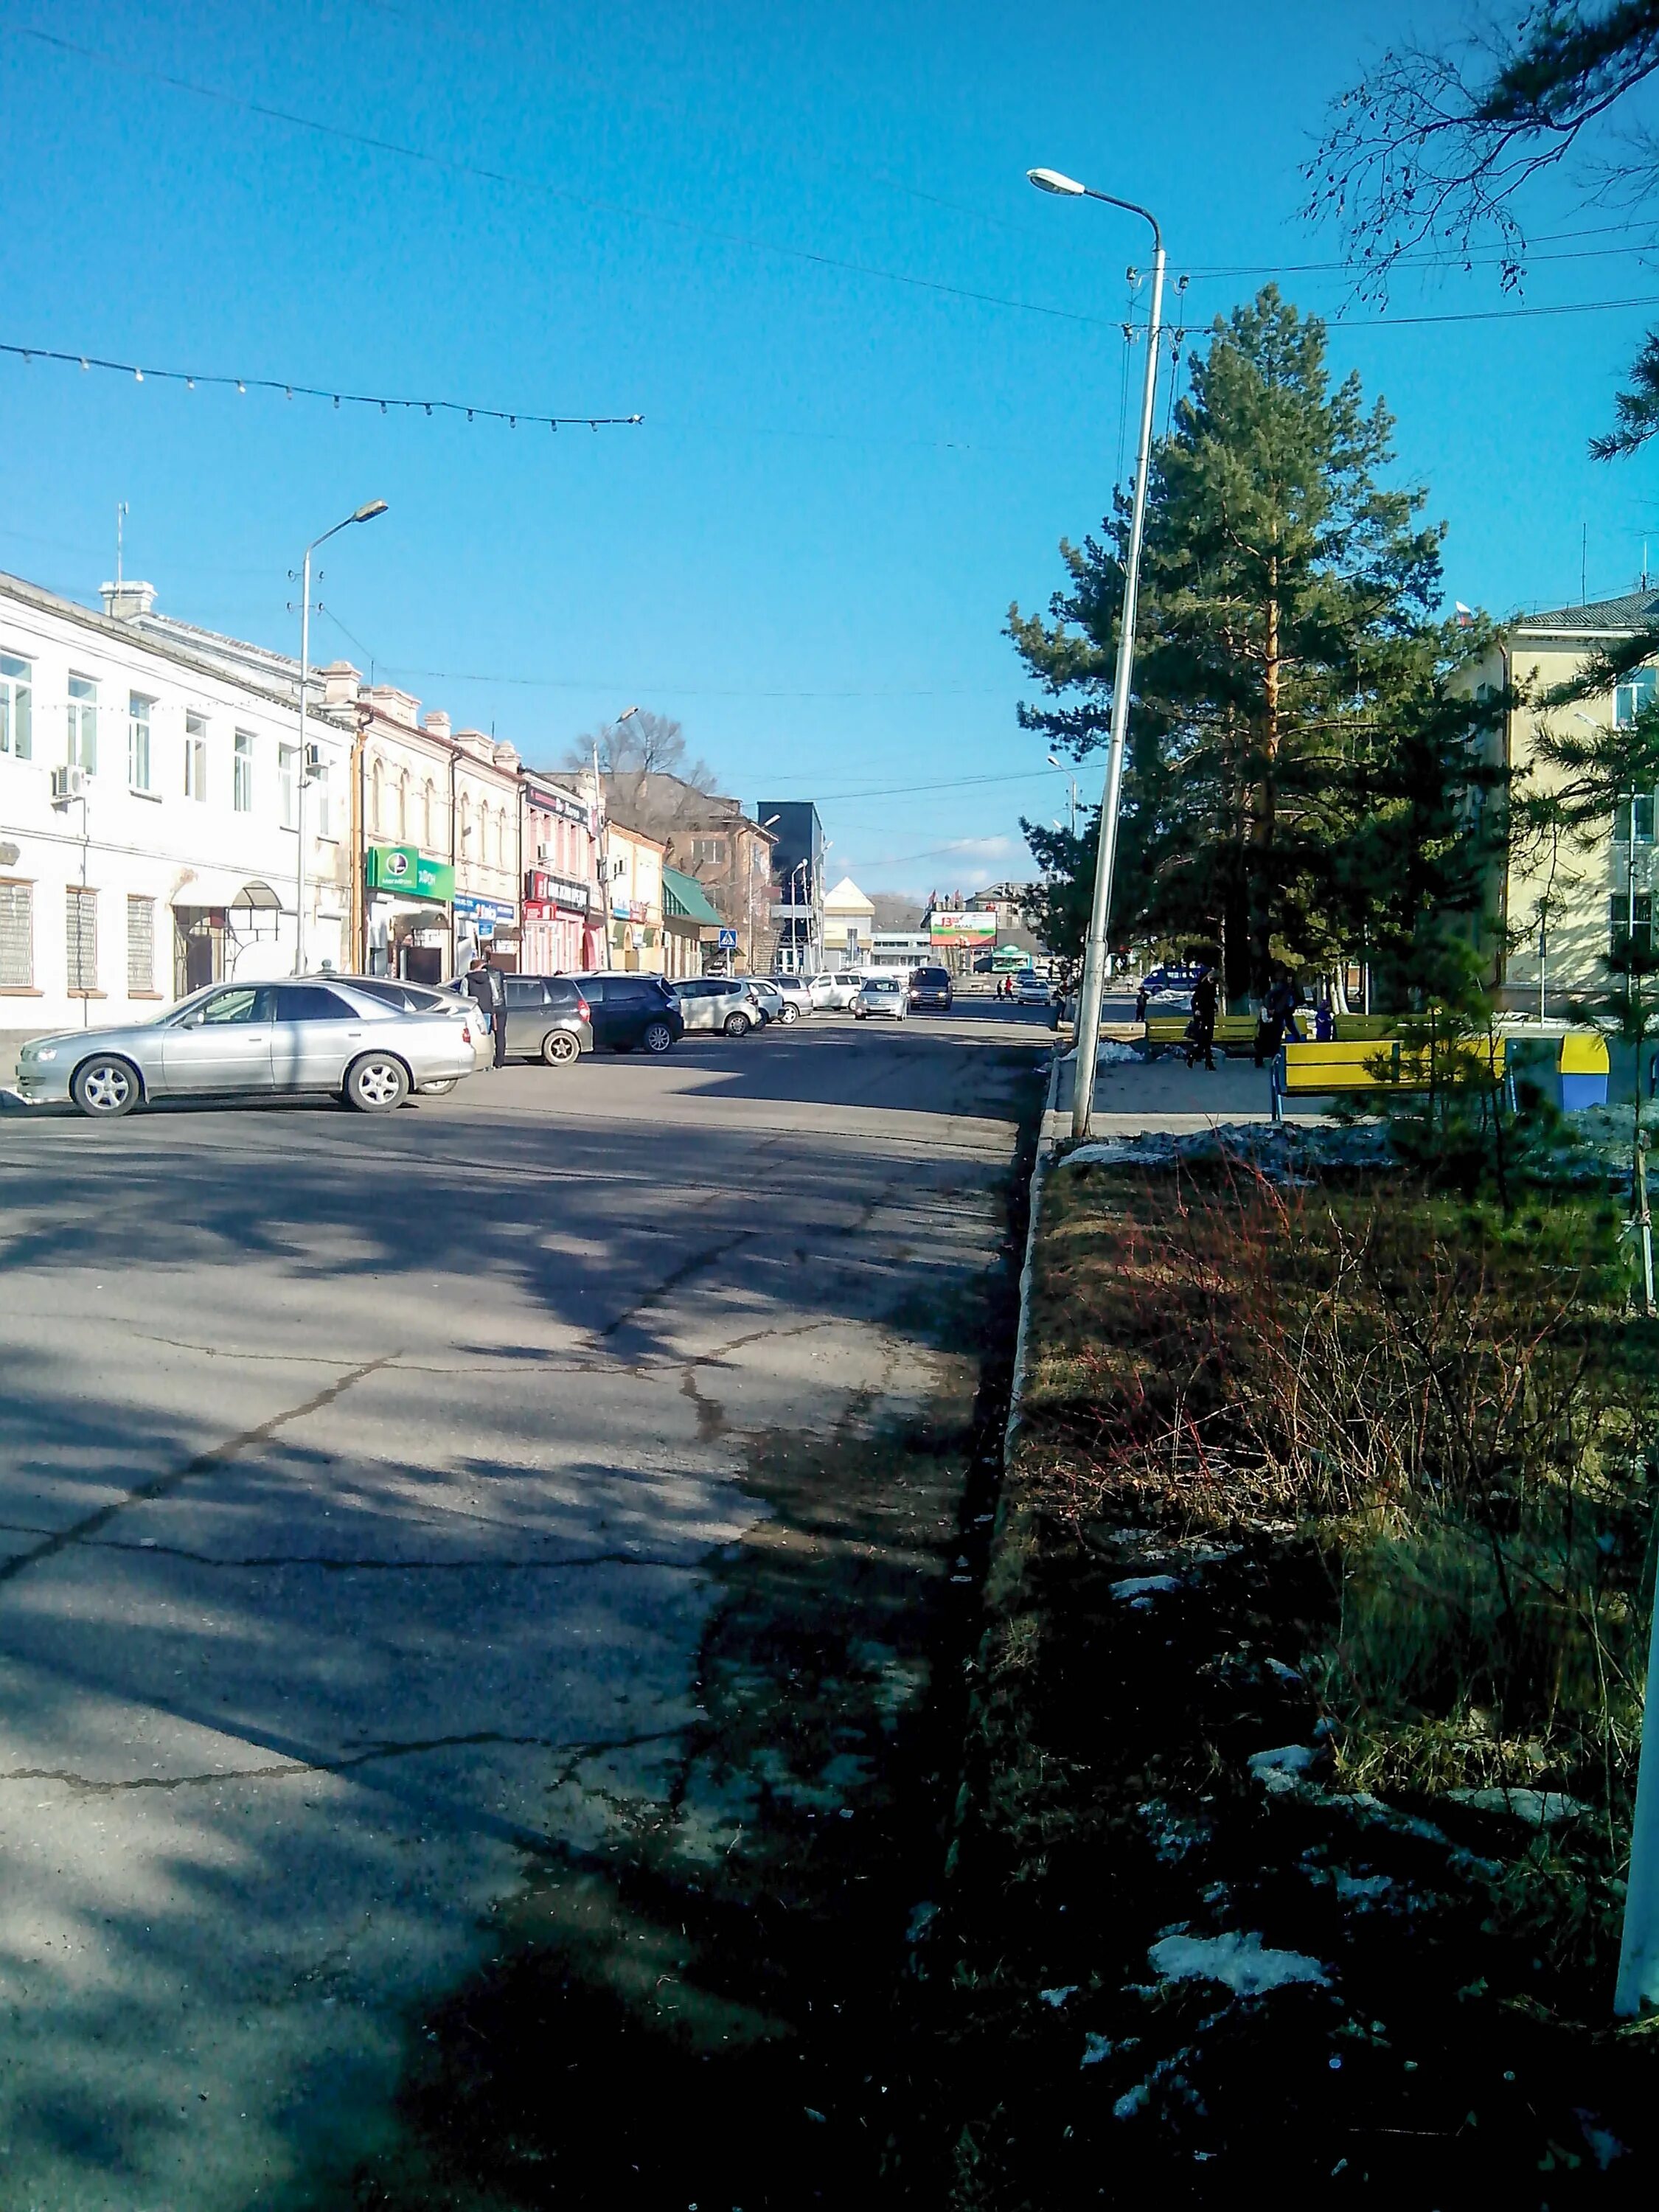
11;26;1116;333
0;340;641;431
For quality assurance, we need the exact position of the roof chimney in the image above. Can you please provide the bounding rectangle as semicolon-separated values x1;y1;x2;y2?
100;580;156;619
422;711;452;742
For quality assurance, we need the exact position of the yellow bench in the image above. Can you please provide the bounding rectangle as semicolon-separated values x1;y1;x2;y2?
1271;1035;1509;1122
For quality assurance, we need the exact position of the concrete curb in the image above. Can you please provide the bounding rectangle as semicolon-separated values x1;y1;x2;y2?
1001;1046;1062;1466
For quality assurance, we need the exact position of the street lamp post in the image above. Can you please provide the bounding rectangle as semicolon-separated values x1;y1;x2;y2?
294;499;388;973
1029;167;1166;1138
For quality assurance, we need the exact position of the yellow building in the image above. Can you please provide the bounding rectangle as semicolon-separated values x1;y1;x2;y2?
1467;591;1657;1016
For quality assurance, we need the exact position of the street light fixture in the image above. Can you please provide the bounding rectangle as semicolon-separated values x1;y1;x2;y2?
1028;165;1166;1136
295;498;388;973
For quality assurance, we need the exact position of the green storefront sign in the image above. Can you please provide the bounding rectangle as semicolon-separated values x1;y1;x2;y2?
365;846;454;902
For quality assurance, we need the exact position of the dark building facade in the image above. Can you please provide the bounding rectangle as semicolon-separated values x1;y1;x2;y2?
757;799;824;970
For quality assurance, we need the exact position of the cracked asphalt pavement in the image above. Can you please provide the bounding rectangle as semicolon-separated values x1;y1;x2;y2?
0;1004;1044;2206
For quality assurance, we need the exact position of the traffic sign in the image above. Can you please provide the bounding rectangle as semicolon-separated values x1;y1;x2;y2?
717;928;738;949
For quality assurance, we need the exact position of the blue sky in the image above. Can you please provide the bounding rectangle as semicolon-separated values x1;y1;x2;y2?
4;0;1659;897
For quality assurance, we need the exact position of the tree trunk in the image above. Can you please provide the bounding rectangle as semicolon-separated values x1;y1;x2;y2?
1248;557;1282;996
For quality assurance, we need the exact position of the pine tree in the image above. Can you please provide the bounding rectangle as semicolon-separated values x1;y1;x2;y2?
1009;287;1502;1003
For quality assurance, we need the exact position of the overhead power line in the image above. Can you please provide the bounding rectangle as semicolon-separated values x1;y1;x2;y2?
13;25;1114;333
0;340;641;431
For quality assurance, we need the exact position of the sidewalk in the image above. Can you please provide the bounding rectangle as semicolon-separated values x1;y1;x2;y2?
1043;1040;1287;1145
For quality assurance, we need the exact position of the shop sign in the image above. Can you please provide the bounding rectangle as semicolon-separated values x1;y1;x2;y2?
611;896;647;922
525;783;591;830
526;869;592;913
453;893;517;926
366;846;454;902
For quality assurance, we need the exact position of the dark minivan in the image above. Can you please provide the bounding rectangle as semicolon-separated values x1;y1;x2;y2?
908;964;954;1012
573;972;685;1054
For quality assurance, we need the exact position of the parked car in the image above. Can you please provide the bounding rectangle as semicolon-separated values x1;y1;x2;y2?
808;970;866;1011
571;972;684;1054
853;976;909;1021
16;975;478;1118
678;977;762;1036
908;964;953;1012
346;975;493;1089
1135;963;1203;1006
747;978;788;1024
1015;970;1052;1006
500;974;594;1064
770;977;812;1022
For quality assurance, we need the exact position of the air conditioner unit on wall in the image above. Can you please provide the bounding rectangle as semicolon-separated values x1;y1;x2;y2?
304;742;327;774
50;765;88;804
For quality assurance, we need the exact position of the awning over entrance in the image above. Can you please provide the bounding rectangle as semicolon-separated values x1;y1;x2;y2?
230;880;286;914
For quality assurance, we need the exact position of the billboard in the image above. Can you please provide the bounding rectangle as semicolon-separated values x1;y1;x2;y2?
929;910;997;945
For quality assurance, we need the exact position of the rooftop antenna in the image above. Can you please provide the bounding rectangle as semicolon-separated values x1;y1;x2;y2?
115;500;128;587
1582;521;1588;606
1644;540;1650;594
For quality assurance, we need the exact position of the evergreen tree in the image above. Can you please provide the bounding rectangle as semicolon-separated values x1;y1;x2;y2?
1009;288;1503;1003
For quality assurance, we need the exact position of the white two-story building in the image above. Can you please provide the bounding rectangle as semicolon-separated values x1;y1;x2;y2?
0;573;350;1039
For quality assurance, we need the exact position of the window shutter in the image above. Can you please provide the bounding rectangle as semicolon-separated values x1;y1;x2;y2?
0;883;32;987
66;888;97;992
127;895;155;992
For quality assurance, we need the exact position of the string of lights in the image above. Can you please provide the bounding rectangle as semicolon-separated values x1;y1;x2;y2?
0;341;642;432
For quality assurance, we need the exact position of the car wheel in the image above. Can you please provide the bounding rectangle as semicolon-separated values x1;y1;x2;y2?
723;1012;751;1037
779;1003;799;1024
541;1029;580;1068
418;1077;459;1096
643;1019;675;1055
854;1007;866;1020
344;1052;410;1113
71;1054;141;1118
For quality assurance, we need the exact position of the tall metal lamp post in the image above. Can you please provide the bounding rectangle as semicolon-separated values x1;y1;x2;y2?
293;499;388;973
1028;167;1166;1137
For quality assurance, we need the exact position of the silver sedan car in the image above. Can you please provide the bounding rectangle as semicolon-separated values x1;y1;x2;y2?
15;975;479;1118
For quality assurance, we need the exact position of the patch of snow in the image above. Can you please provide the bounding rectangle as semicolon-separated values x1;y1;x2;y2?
1248;1743;1318;1795
1112;1575;1181;1601
1445;1787;1592;1827
1334;1871;1392;1902
1039;1985;1079;2008
1148;1930;1331;1996
1080;2032;1113;2068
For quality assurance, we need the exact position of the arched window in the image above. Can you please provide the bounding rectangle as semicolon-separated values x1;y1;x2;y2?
495;807;507;868
396;771;408;841
459;793;471;852
422;779;434;848
369;757;383;836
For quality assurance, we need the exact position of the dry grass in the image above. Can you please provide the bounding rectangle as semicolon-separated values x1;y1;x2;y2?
1022;1156;1659;1829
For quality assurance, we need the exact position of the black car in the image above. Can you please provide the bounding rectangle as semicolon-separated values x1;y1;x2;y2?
908;964;954;1011
571;972;685;1054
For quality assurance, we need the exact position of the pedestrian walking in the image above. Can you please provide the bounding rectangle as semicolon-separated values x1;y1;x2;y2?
1253;967;1304;1065
463;953;508;1068
1135;982;1150;1023
1185;966;1219;1070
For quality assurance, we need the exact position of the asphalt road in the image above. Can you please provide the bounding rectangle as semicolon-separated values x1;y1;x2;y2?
0;1004;1046;2208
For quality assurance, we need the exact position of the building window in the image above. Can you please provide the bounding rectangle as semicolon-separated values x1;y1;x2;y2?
66;887;97;992
127;894;155;992
0;653;32;760
184;712;207;801
692;838;727;867
279;744;299;830
370;757;383;836
68;675;97;771
422;779;434;847
233;730;253;811
1611;891;1655;954
1616;667;1659;728
128;694;153;789
0;881;32;987
396;771;408;842
313;764;332;839
1614;792;1657;846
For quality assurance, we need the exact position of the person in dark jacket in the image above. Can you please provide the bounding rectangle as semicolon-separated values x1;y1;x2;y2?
1253;967;1304;1065
463;954;508;1068
1185;967;1219;1070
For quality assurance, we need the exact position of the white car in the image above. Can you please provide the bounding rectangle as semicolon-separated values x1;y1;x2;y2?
809;970;866;1011
746;978;787;1024
1015;970;1052;1006
853;976;908;1021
